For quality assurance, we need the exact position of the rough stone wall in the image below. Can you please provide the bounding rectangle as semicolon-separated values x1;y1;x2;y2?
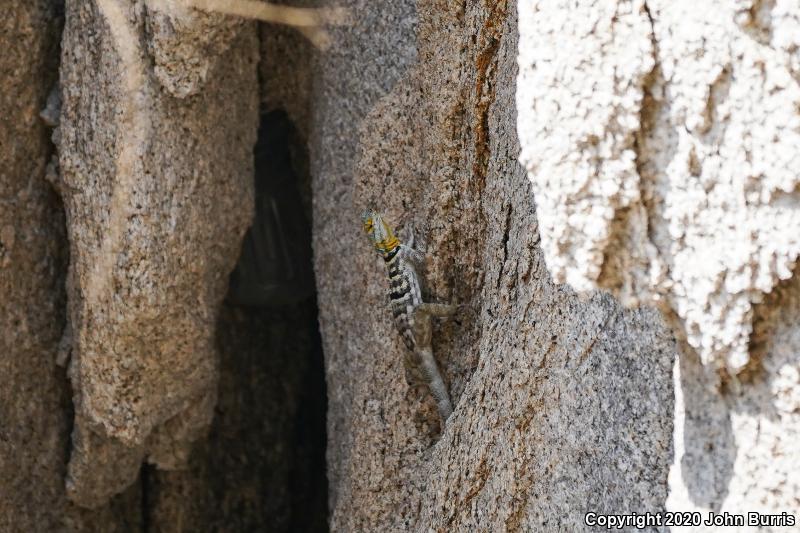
517;0;800;526
57;0;258;508
312;0;675;530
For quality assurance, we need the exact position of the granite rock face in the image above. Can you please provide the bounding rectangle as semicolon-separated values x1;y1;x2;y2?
2;0;327;526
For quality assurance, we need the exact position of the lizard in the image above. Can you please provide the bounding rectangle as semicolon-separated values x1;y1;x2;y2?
361;209;457;423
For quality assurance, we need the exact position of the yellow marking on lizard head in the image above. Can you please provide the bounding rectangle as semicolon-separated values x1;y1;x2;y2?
361;209;400;256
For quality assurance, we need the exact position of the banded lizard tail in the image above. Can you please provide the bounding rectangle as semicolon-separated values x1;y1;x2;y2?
361;209;457;423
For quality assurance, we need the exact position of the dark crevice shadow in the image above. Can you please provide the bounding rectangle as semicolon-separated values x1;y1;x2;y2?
140;464;151;533
224;109;328;531
209;109;328;531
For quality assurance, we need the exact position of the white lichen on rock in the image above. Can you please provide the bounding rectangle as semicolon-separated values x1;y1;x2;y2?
518;0;800;372
517;0;655;294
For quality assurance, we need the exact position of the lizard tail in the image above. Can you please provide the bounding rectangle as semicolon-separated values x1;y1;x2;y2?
418;347;453;422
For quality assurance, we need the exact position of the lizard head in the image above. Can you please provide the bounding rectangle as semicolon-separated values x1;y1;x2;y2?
361;209;400;257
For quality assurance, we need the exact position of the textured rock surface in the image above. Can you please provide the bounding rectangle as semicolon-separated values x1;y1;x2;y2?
58;0;258;507
517;0;800;524
6;0;797;528
312;0;675;529
0;2;142;530
516;0;655;303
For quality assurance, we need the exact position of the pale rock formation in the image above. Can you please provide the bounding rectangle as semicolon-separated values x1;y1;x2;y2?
517;0;800;373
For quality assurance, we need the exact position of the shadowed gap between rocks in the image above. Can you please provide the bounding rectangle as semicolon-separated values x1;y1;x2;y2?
142;110;329;532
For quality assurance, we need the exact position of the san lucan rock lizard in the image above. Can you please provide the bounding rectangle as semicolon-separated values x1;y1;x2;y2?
361;209;457;423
